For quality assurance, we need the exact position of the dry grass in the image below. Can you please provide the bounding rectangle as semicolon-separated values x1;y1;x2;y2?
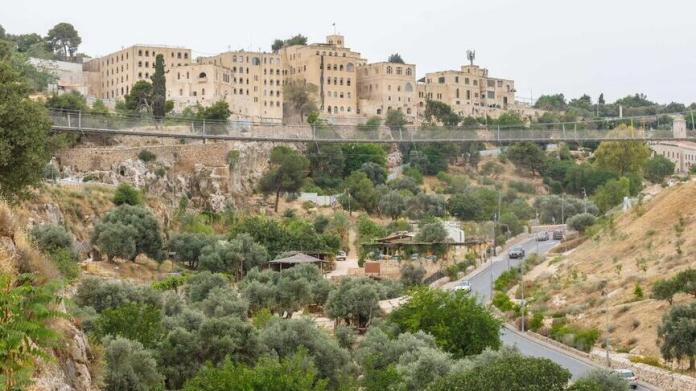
531;179;696;356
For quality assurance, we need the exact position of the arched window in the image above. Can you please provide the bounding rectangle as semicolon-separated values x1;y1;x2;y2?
386;66;392;74
404;82;413;92
252;57;261;65
406;68;412;76
199;72;207;79
407;108;412;114
346;63;354;72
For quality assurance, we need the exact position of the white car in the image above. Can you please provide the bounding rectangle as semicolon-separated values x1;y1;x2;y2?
613;369;638;389
336;251;347;261
453;280;472;293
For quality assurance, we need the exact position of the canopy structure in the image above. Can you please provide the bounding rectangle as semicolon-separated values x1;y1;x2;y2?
268;251;328;272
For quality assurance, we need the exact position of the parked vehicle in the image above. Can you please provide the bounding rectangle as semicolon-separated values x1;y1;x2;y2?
336;251;347;261
536;231;550;241
613;369;638;389
508;246;525;259
552;230;564;240
453;280;472;293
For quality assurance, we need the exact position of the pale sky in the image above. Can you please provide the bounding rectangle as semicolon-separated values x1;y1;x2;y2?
4;0;696;105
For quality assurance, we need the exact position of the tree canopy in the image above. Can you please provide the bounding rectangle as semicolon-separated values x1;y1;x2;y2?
45;22;81;61
388;53;405;64
259;146;309;211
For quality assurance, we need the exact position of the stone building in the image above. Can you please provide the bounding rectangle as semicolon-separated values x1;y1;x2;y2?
417;64;515;119
280;34;366;120
82;44;192;101
651;117;695;173
196;51;283;122
357;61;417;121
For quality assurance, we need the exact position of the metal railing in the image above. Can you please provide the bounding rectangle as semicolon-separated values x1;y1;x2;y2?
48;109;695;144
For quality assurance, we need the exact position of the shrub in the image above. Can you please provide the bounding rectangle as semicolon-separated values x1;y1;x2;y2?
112;182;143;206
567;213;596;233
30;224;74;255
92;205;163;262
52;248;80;281
103;336;163;391
400;262;426;286
529;313;545;332
571;369;629;391
138;149;157;162
93;303;163;348
335;325;356;350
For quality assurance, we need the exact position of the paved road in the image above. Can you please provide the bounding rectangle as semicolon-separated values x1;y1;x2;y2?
446;236;657;390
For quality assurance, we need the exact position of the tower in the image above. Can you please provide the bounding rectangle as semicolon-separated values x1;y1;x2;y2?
673;116;687;139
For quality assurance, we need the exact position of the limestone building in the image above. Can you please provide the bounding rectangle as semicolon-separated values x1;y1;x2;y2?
417;64;515;119
357;61;417;120
83;45;192;101
280;34;365;119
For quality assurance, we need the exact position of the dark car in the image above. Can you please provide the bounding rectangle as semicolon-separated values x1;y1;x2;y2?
552;230;564;240
508;246;525;259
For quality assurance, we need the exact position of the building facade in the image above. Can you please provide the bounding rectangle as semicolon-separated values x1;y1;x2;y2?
83;45;192;101
357;61;417;120
417;64;515;119
281;34;365;119
651;117;694;173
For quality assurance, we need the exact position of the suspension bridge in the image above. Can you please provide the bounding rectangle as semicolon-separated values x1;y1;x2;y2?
48;109;693;144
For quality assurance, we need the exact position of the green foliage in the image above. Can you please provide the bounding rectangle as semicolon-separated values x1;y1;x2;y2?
415;221;447;243
644;155;675;183
74;277;161;313
378;190;407;219
674;269;696;298
45;91;87;111
92;205;163;261
112;182;143;206
390;287;501;358
388;53;405;64
283;82;318;121
335;325;356;349
183;350;328;391
385;109;407;131
325;277;401;328
0;58;53;200
529;313;545;332
652;278;680;305
271;34;308;51
594;128;651;176
93;303;163;348
359;161;387;185
567;213;597;233
339;171;379;212
424;100;460;126
168;232;218;269
259;146;309;211
400;262;426;286
492;291;518;312
198;100;231;121
506;142;546;175
409;144;450;175
447;187;499;221
122;80;154;113
357;116;381;132
259;318;350;386
30;224;74;255
534;195;598;224
563;163;618;195
388;176;421;194
549;319;600;352
186;271;229;302
407;193;447;220
593;177;630;212
403;166;423;184
306;143;345;191
198;234;269;278
137;149;156;162
151;54;166;119
340;144;387;176
431;354;571;391
0;274;62;390
569;369;629;391
103;336;163;391
45;22;81;60
534;94;567;111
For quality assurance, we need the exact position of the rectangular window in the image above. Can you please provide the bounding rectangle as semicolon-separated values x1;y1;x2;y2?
487;91;495;99
487;80;495;88
438;76;445;84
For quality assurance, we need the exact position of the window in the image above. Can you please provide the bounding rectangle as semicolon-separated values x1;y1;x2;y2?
456;88;460;98
177;72;180;80
498;80;503;87
199;72;207;79
438;76;445;84
455;76;459;83
466;90;471;99
138;50;143;56
179;89;183;96
404;82;413;92
145;50;149;56
406;68;412;76
346;63;354;72
487;91;495;99
396;67;402;75
387;66;393;74
465;77;470;85
487;80;495;88
184;53;188;59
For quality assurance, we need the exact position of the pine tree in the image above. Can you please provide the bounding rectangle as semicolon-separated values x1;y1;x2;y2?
151;54;166;120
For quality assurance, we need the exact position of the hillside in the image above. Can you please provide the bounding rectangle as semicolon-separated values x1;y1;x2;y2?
527;178;696;360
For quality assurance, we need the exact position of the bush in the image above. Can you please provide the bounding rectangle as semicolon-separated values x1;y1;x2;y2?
52;248;80;281
93;302;163;348
400;262;426;286
567;213;596;233
103;336;163;391
92;205;163;262
529;313;544;331
112;182;143;206
138;149;157;162
30;224;74;255
335;325;356;350
644;155;675;183
570;369;629;391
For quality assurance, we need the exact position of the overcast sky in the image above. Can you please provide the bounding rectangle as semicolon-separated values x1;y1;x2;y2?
4;0;696;104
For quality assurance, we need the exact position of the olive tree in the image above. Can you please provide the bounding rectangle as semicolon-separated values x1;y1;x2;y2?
325;277;382;328
92;205;163;261
103;337;163;391
657;301;696;370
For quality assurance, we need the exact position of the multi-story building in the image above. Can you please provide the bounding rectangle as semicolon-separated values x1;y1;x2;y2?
281;34;365;119
417;64;515;119
83;45;192;101
195;51;283;122
651;117;694;173
357;61;417;121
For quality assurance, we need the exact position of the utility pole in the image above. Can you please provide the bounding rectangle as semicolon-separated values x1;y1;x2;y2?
521;275;525;332
582;188;588;214
603;289;611;367
561;193;565;224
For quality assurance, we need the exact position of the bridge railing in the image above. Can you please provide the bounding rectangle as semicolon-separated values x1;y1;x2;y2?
48;109;681;143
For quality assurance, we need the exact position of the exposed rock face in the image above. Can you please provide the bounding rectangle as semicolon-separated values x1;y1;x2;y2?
56;141;280;212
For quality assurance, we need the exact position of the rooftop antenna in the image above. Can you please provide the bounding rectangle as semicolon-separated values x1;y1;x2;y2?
466;49;476;66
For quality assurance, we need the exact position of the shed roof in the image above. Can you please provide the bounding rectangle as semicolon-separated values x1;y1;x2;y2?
268;252;326;265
